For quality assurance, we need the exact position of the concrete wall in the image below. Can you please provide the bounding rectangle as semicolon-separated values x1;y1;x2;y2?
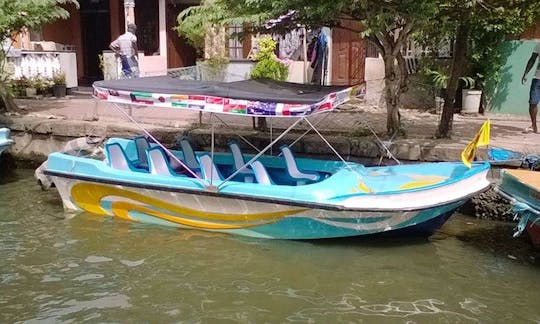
488;40;539;115
364;56;385;106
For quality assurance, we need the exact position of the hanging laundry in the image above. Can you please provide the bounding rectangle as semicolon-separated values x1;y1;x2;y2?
310;28;329;85
277;29;303;60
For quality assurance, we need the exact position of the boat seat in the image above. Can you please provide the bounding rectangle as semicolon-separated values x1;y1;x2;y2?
280;145;320;185
250;161;274;185
198;154;224;182
178;137;200;172
105;143;147;173
147;146;186;177
228;140;254;182
133;135;150;169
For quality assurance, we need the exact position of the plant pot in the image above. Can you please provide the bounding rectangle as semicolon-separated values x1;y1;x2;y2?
53;84;66;98
461;89;482;115
435;96;445;114
25;87;37;97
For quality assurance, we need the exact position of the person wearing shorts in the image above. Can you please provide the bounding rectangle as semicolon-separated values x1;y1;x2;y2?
521;42;540;133
109;24;139;79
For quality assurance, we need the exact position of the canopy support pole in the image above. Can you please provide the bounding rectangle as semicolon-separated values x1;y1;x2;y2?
111;103;204;184
303;118;359;174
218;117;305;188
270;118;273;156
278;112;331;156
210;113;216;186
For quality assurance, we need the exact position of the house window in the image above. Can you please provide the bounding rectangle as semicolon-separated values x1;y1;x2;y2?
228;24;243;59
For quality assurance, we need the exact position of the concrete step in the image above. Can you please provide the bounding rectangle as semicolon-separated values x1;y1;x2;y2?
68;86;93;97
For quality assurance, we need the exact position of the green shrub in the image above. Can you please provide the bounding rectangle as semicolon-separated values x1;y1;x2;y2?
250;37;288;81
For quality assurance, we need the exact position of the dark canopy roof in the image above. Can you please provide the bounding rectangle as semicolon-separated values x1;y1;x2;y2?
94;76;350;104
93;76;363;117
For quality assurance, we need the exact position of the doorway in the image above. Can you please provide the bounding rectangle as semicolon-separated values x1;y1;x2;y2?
80;0;111;83
166;2;197;68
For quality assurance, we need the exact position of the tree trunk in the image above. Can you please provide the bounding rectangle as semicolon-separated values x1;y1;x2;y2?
383;54;404;136
0;84;17;113
436;23;468;138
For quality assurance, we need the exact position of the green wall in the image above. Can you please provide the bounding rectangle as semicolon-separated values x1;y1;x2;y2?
489;40;539;115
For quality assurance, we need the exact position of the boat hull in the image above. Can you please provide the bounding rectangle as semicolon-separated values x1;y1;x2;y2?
0;127;13;156
51;176;466;239
0;144;10;155
526;216;540;249
498;169;540;248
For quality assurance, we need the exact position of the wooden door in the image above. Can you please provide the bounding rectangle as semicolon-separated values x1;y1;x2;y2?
166;3;197;68
331;20;365;85
80;0;111;82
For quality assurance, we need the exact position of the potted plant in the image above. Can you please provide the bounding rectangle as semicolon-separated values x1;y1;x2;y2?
426;68;480;114
25;76;38;97
425;69;448;113
52;71;66;98
461;74;482;115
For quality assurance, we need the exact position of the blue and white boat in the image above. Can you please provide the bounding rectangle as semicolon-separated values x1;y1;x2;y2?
0;128;14;156
43;77;491;239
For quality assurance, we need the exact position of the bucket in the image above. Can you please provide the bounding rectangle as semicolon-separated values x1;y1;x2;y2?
435;96;444;114
461;89;482;115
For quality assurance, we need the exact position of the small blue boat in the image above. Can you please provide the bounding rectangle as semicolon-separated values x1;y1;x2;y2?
43;77;491;239
488;147;540;170
0;128;14;156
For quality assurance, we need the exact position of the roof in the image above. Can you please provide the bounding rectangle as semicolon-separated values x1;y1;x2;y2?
93;76;364;118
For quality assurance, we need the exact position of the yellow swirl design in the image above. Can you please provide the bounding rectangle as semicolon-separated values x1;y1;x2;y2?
71;183;307;229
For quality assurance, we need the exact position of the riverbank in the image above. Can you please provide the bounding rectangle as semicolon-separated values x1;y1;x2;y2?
1;94;539;163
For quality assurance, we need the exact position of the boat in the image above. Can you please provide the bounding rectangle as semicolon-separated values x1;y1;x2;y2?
496;169;540;248
487;147;524;168
0;128;14;156
42;76;491;239
487;147;540;170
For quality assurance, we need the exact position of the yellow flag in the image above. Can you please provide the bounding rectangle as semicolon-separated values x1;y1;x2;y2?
461;120;490;168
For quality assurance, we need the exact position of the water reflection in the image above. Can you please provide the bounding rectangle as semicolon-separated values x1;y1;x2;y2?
1;169;539;323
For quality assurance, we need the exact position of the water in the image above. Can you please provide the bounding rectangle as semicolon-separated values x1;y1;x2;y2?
1;169;539;323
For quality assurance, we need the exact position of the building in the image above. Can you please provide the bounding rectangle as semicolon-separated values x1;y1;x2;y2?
12;1;365;88
20;0;198;85
489;20;540;115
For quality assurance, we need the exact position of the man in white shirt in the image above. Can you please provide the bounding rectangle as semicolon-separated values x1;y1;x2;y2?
521;42;540;133
109;23;139;78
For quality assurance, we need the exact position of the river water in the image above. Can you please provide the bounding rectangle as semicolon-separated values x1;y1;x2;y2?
1;169;539;323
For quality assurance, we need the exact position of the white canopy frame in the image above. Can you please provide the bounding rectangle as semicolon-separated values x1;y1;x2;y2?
110;103;368;192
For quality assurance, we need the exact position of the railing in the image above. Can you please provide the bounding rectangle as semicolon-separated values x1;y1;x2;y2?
7;50;78;87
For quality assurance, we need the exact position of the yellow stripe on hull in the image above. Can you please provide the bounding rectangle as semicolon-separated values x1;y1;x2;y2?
71;183;308;229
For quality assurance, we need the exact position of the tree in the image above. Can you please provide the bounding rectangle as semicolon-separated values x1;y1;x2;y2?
0;0;78;112
177;0;441;136
419;0;540;138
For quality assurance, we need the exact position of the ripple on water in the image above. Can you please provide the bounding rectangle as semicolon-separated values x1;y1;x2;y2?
84;256;113;263
72;274;105;281
120;259;145;267
31;293;131;322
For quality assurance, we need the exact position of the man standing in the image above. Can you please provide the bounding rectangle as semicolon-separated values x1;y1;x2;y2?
109;23;139;79
521;41;540;133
